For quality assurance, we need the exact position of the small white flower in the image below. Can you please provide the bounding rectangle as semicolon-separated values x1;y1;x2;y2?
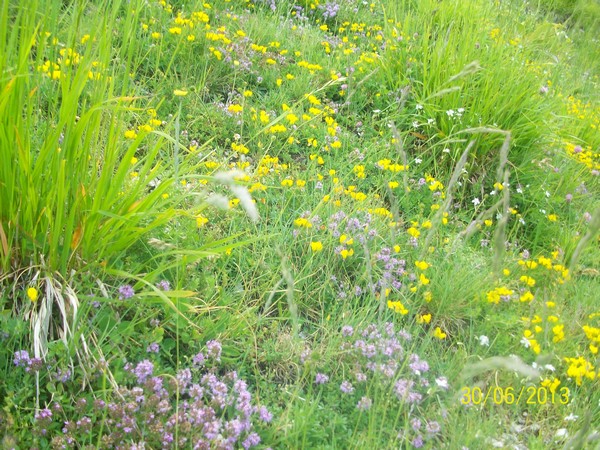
427;118;435;125
472;198;480;206
435;377;449;390
564;413;578;422
519;218;526;225
545;190;551;198
414;158;422;164
443;148;450;153
478;335;490;346
412;121;419;128
416;104;424;110
516;187;523;194
555;428;568;438
544;364;556;372
446;109;455;117
520;337;531;348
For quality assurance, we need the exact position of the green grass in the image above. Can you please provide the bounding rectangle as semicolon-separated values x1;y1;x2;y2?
1;0;599;448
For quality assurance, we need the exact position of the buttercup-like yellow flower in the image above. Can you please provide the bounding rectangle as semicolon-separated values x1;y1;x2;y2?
27;287;38;302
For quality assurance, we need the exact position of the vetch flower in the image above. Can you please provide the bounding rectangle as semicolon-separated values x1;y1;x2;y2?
173;89;188;97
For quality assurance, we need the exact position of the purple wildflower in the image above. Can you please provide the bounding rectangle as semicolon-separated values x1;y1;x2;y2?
14;350;31;368
411;418;422;431
242;432;261;449
146;342;160;353
315;373;329;385
356;396;372;410
133;359;154;384
118;285;135;300
258;406;273;423
206;340;222;361
426;421;441;435
340;380;354;394
412;434;424;448
157;280;171;291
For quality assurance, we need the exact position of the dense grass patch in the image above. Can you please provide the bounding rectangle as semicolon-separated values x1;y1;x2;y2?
1;0;599;448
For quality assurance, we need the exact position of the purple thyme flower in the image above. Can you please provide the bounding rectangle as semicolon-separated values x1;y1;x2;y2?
118;284;135;300
133;359;154;384
146;342;160;353
412;434;424;448
426;421;441;435
356;396;372;410
14;350;31;368
340;380;354;394
341;325;354;337
411;418;422;431
206;340;222;361
242;432;261;449
409;354;429;375
315;373;329;384
258;406;273;423
157;280;171;291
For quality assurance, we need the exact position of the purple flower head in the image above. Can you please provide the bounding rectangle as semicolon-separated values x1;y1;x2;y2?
242;432;261;449
409;354;429;375
426;421;441;435
146;342;160;353
177;368;192;389
340;380;354;394
315;373;329;385
341;325;354;337
258;406;273;423
118;284;135;300
300;347;311;364
356;396;372;410
35;408;53;423
412;434;424;448
411;418;422;431
133;359;154;384
157;280;171;291
193;352;206;367
206;340;222;361
14;350;31;368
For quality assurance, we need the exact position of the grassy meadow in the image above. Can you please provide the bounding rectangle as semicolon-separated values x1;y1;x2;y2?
1;0;599;448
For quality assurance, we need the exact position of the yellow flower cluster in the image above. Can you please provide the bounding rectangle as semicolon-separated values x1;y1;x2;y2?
486;286;514;304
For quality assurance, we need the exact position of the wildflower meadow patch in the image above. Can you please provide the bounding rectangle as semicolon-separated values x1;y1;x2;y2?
1;0;599;448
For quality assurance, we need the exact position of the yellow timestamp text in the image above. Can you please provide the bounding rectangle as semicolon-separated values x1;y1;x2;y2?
460;386;570;406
